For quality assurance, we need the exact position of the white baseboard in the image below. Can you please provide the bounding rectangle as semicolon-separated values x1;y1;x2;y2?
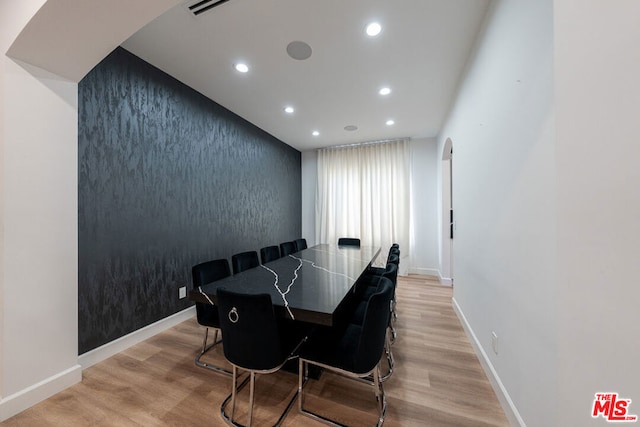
0;365;82;422
452;297;525;427
78;306;196;369
408;267;440;277
438;270;453;286
440;278;453;285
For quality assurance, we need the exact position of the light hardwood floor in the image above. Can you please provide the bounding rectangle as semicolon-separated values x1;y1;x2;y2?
2;275;509;426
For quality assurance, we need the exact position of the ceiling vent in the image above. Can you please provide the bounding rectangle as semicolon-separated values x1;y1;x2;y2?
188;0;231;16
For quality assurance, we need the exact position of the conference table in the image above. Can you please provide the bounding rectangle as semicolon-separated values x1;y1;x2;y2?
189;243;381;326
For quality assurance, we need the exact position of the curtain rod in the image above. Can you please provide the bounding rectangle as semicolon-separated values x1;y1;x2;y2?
321;137;411;151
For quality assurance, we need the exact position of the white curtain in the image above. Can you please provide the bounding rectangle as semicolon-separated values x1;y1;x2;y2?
315;139;410;265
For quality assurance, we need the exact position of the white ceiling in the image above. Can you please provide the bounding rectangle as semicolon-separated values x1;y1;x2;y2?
7;0;182;82
121;0;490;151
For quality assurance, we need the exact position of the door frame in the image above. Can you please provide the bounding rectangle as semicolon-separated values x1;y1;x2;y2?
441;138;453;285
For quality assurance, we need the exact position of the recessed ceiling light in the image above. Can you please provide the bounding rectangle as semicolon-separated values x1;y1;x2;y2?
312;130;320;136
344;125;358;131
379;87;391;96
234;63;249;73
386;119;395;126
284;106;295;114
366;22;382;37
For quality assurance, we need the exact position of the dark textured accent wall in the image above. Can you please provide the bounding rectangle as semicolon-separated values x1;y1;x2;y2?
78;47;301;354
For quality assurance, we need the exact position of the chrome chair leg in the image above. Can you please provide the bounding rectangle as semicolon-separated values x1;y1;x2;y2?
221;365;299;427
389;321;397;345
299;359;387;427
380;333;395;382
389;298;397;345
221;366;250;427
299;368;349;426
373;367;387;427
200;327;212;353
248;372;256;426
195;327;232;375
298;359;305;413
361;332;394;384
231;366;238;422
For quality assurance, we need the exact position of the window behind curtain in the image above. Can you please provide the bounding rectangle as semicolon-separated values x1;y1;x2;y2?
315;139;410;262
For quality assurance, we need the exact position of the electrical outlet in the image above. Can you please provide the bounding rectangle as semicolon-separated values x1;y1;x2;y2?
491;331;498;355
179;286;187;299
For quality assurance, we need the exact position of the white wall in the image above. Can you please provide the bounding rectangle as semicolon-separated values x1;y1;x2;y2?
555;1;640;425
1;0;81;419
440;1;640;425
301;139;440;275
437;1;556;425
409;138;439;276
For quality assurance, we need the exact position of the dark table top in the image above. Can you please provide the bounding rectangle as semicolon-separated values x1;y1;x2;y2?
189;244;381;326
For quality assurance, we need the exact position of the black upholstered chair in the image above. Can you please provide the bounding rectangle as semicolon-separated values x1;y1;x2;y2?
384;251;400;324
192;258;232;375
216;288;306;427
362;257;399;328
389;247;400;259
368;252;400;276
352;263;398;381
280;241;297;257
337;237;361;247
294;238;308;251
357;262;398;303
231;250;260;274
260;245;281;264
298;278;394;426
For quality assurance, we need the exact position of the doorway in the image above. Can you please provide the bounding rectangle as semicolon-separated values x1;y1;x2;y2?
441;138;453;285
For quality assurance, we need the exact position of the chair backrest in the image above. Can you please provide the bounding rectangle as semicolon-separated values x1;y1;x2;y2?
338;237;360;247
386;253;400;267
280;241;297;257
353;277;394;373
192;259;231;288
381;262;398;287
260;245;281;264
192;259;231;327
231;251;260;274
294;238;308;251
216;288;285;371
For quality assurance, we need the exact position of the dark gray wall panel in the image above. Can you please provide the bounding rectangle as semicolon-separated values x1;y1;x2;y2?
78;47;301;354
